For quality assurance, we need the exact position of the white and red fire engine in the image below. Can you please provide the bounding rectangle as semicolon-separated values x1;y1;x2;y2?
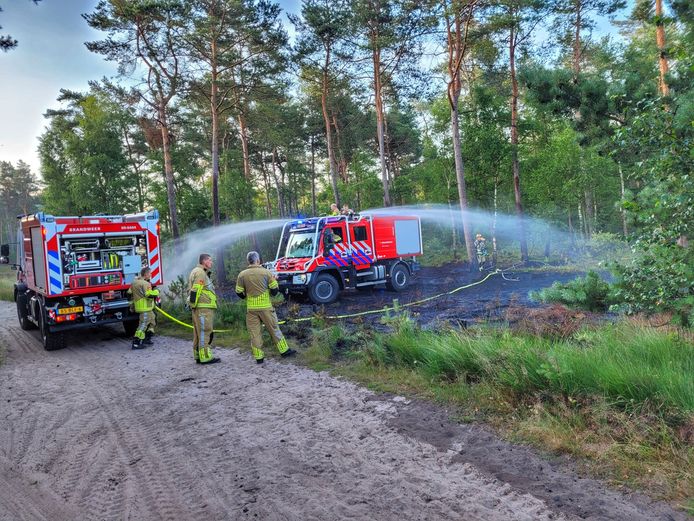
11;210;163;350
270;214;422;304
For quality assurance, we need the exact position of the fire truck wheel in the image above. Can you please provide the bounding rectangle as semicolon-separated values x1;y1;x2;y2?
309;273;340;304
38;309;65;351
387;264;410;292
16;293;36;330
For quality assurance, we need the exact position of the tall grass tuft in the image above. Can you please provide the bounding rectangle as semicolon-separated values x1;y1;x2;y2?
369;322;693;414
0;266;15;302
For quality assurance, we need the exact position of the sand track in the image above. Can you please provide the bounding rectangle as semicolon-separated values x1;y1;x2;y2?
0;301;688;520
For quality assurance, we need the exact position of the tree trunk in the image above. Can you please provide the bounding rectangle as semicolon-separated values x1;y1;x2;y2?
159;103;179;240
584;189;594;237
209;56;226;285
492;179;498;266
310;135;317;216
210;46;220;227
373;46;391;207
445;1;475;267
321;47;340;206
123;127;144;211
572;0;582;81
332;114;348;183
510;22;529;262
238;114;252;181
655;0;670;96
619;164;628;237
260;153;272;218
450;104;475;268
271;148;284;217
446;3;475;269
448;198;458;260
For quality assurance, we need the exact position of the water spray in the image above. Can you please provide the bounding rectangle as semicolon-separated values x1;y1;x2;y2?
163;219;288;283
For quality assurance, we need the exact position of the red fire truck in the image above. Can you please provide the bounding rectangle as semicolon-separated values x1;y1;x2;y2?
11;211;163;350
270;214;422;304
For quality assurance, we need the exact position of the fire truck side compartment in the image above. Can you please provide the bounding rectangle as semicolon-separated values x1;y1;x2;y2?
30;226;46;292
394;219;422;256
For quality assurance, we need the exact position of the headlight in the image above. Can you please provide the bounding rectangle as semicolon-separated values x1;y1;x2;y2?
292;274;308;285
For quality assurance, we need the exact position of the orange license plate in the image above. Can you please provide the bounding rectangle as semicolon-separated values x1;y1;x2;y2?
58;306;83;314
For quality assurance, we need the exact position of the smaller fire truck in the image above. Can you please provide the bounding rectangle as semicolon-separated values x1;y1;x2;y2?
270;214;422;304
11;211;163;350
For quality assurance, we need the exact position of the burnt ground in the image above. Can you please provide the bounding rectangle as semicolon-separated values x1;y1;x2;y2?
276;263;582;328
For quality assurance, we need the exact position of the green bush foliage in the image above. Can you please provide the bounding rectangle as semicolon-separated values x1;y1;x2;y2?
613;245;694;326
530;271;616;312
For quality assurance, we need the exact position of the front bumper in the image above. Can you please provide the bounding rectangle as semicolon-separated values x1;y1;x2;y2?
277;272;312;293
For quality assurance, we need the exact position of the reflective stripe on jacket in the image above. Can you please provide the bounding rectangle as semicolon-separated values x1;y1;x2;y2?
189;265;217;309
130;276;159;312
236;265;278;310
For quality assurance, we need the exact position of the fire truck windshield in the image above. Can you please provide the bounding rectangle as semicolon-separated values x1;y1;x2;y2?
285;231;315;258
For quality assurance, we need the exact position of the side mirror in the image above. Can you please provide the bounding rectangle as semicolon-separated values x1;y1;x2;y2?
0;244;8;256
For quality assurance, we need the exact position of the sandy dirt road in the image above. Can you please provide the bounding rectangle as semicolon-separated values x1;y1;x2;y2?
0;301;688;521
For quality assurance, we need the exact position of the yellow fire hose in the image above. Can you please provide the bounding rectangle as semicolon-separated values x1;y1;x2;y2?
154;269;501;333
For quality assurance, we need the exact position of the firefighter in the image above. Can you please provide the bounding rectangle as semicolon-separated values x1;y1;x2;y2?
322;227;341;256
474;233;488;271
235;251;296;364
188;253;221;364
341;204;354;218
128;267;159;350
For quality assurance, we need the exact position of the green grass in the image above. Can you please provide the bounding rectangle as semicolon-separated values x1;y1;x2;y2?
366;321;694;413
0;265;15;301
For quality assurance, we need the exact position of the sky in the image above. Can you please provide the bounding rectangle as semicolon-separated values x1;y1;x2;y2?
0;0;628;178
0;0;300;175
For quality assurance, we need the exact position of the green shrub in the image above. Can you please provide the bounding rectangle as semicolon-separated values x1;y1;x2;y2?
163;274;188;307
612;244;694;327
530;271;616;312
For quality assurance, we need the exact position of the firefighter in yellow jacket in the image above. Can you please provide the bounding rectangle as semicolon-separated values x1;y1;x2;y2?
235;251;296;364
188;253;220;364
129;267;159;350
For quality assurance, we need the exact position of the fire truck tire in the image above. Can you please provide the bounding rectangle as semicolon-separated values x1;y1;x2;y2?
16;293;36;331
38;309;65;351
309;273;340;304
387;264;410;292
123;319;139;338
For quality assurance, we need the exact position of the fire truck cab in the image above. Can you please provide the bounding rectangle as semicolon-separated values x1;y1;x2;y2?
270;214;422;304
12;211;162;350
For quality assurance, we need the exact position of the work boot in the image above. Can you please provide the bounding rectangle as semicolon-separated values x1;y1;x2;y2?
280;348;297;358
256;358;264;365
200;357;221;365
132;338;146;350
143;331;154;346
